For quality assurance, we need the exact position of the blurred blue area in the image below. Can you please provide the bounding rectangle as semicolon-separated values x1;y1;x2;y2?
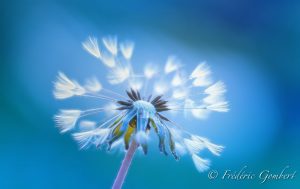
1;0;299;189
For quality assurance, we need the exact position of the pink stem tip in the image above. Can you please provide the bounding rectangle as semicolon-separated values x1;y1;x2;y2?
112;141;138;189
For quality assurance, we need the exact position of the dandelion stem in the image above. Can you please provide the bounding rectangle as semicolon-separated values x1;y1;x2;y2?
112;140;138;189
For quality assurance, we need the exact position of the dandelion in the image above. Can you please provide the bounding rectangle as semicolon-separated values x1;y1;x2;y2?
53;36;229;189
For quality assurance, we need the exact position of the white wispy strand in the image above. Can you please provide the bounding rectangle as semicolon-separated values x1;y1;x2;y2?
102;36;118;55
135;131;149;145
72;128;110;149
191;135;224;156
107;66;130;84
120;41;134;60
192;154;211;172
84;77;102;92
53;72;85;99
82;36;101;58
190;62;212;87
207;101;229;112
54;109;81;133
144;63;158;79
164;56;181;74
204;81;226;95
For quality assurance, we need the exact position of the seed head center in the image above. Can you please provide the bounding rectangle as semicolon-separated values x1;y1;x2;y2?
133;100;156;113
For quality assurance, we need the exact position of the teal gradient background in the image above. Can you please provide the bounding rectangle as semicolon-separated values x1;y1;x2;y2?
1;1;299;189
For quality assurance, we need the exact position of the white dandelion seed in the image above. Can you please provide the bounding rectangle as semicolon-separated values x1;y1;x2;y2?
120;41;134;60
175;142;187;156
110;139;124;151
207;101;229;112
164;56;182;74
192;154;211;172
102;36;118;55
144;63;158;79
107;66;131;84
183;99;210;119
84;77;102;92
172;88;189;99
184;138;205;154
104;102;119;115
192;77;212;87
190;61;210;79
100;53;116;68
205;81;226;95
129;79;143;91
190;62;212;87
191;108;210;119
154;80;169;95
54;35;229;188
79;120;97;131
73;128;110;149
191;135;224;156
203;81;228;112
171;72;186;87
203;94;225;105
54;109;81;133
82;36;102;58
53;72;85;99
135;131;149;145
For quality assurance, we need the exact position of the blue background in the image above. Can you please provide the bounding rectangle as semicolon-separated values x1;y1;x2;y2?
0;0;299;189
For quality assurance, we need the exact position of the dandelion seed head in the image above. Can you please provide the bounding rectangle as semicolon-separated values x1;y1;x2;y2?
133;100;156;114
54;35;229;173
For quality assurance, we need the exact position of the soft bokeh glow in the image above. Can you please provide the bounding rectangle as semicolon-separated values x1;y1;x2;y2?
1;1;299;189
